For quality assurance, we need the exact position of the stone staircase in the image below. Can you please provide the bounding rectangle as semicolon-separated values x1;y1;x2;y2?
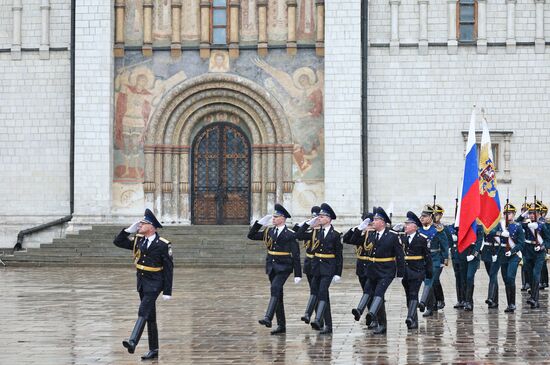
1;225;358;267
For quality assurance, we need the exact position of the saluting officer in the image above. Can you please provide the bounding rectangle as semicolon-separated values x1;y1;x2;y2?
400;211;433;330
297;203;343;335
351;207;405;335
113;208;174;360
297;206;322;325
499;203;525;313
248;204;302;334
417;205;449;317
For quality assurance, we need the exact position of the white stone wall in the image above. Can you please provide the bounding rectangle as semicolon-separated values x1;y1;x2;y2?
324;0;363;224
73;1;114;223
363;1;550;220
0;2;71;248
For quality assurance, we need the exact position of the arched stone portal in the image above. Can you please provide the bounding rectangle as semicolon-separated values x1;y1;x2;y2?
144;73;294;224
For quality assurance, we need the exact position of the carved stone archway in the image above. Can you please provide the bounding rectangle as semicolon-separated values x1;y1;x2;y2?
143;73;294;224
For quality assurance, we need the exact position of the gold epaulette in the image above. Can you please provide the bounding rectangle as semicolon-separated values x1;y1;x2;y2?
159;237;170;244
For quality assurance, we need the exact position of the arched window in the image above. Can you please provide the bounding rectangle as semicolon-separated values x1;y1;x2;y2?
457;0;477;43
211;0;229;45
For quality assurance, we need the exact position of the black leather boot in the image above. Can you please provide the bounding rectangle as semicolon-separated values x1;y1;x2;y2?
372;300;387;335
464;285;474;311
320;300;333;335
454;283;465;309
123;316;146;354
352;293;371;321
301;295;317;324
504;285;516;313
486;282;498;308
434;282;445;310
271;299;286;334
311;300;327;331
529;281;540;308
418;285;431;312
141;349;159;360
406;300;418;329
422;289;436;317
259;297;278;328
365;296;383;326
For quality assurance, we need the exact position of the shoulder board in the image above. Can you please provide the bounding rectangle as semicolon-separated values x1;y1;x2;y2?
159;237;170;244
436;224;444;232
135;234;144;238
389;230;398;235
419;233;428;239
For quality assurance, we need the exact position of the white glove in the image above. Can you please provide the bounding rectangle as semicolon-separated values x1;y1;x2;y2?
466;255;474;262
452;234;458;241
162;295;172;301
306;217;319;226
521;211;529;218
125;221;140;234
492;255;497;263
392;223;404;232
298;220;307;227
332;275;341;283
535;245;542;252
501;230;510;238
494;237;501;244
505;251;512;257
358;218;371;231
294;277;302;284
528;222;539;229
257;214;272;226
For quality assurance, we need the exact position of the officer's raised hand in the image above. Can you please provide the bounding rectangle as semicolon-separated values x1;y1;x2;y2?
332;275;341;283
162;295;172;301
294;277;302;284
125;221;140;234
306;216;319;226
466;254;475;262
358;218;371;231
257;214;272;226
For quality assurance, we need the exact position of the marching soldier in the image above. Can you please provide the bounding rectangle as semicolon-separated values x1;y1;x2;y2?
518;202;531;291
432;204;451;310
447;225;465;309
521;202;549;308
483;225;503;309
113;208;174;360
400;211;432;330
247;204;302;334
417;205;449;317
462;225;484;311
297;203;343;335
539;203;549;289
351;207;405;334
499;203;525;313
298;206;322;325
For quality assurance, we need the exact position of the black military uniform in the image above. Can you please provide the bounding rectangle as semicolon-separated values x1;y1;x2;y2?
296;206;322;324
344;212;375;290
297;203;343;335
352;207;405;335
247;204;302;335
113;209;173;360
400;211;432;330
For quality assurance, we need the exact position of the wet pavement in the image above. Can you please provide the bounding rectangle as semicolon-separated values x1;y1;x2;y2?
1;264;550;364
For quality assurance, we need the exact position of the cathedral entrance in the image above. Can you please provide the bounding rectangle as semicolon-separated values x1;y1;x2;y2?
191;122;251;225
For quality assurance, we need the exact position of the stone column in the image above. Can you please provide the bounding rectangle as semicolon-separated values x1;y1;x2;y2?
114;0;125;57
535;0;546;53
447;0;457;54
315;0;325;56
477;0;487;54
418;0;428;55
251;147;263;219
389;0;400;55
266;146;276;209
162;150;173;222
506;0;516;53
11;0;22;60
143;0;154;56
200;0;211;58
282;145;294;207
257;0;268;56
275;148;284;203
143;148;156;210
178;149;191;224
287;0;297;55
229;0;240;58
40;0;50;60
171;0;182;57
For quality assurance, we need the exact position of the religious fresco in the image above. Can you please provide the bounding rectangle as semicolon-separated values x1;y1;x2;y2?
181;0;200;44
240;0;258;43
113;50;324;214
152;0;172;44
297;0;315;42
124;0;144;46
267;0;287;42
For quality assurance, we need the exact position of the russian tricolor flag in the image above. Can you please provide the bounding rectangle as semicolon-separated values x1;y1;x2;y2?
457;109;480;253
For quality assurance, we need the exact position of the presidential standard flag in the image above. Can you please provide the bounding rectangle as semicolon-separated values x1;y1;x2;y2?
457;108;481;253
478;117;501;233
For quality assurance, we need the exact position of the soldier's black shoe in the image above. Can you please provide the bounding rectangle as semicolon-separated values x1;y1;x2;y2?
521;283;530;291
311;301;327;331
422;308;434;317
365;297;383;326
453;301;465;309
122;340;136;354
530;301;540;309
319;326;333;335
258;317;272;328
406;300;418;329
437;301;445;310
270;326;286;335
418;285;432;313
301;295;317;324
504;304;516;313
259;297;278;328
367;318;378;329
141;349;159;360
372;323;386;335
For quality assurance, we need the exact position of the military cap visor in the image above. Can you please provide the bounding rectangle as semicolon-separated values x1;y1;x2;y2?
319;203;336;220
141;208;163;228
433;204;444;214
421;204;434;216
503;203;517;213
373;207;391;224
311;205;321;217
273;203;291;218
